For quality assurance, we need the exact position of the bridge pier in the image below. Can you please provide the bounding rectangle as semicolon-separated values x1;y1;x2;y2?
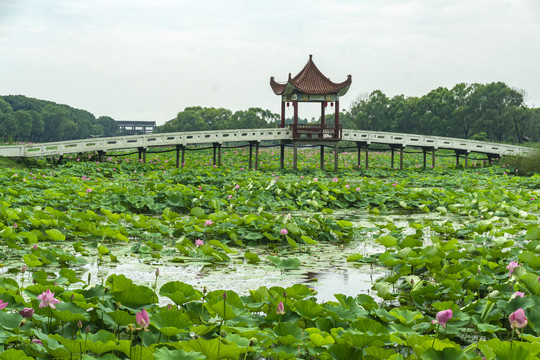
356;142;369;169
212;143;222;167
138;147;147;163
487;154;499;165
455;150;470;168
98;150;105;163
248;141;260;170
390;145;404;170
365;144;369;170
421;147;436;169
175;145;186;168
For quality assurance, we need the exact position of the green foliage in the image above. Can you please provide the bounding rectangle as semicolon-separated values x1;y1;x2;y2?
0;95;120;142
1;148;540;358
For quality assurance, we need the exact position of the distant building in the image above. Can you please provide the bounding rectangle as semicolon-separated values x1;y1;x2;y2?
116;120;156;135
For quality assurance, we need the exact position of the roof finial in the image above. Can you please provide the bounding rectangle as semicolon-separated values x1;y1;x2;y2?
309;54;313;60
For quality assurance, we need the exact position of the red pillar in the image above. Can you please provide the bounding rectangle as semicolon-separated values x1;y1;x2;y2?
280;100;285;128
293;101;298;138
294;101;298;125
321;102;325;127
334;101;340;138
321;102;325;138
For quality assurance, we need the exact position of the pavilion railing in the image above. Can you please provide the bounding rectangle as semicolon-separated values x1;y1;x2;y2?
290;123;342;140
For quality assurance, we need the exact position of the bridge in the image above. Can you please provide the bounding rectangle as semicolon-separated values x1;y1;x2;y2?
0;128;534;171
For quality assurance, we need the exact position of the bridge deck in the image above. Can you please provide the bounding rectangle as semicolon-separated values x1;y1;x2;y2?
0;128;533;159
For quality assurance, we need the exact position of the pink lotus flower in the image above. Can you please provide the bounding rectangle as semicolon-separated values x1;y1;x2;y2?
332;177;339;182
31;339;43;345
86;188;92;193
136;308;150;331
32;243;38;250
234;184;240;189
0;300;8;310
37;289;60;309
514;291;525;298
204;220;213;226
195;239;204;247
19;307;34;318
355;187;361;191
13;223;17;229
432;309;453;328
280;228;288;235
507;261;520;277
276;301;285;315
509;308;528;333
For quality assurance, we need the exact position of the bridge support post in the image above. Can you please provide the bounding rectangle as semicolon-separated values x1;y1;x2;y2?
56;155;64;165
320;145;325;170
175;145;185;168
254;141;259;170
138;148;146;163
248;141;259;170
249;142;253;169
422;148;427;169
334;143;339;173
432;149;436;169
365;144;369;170
455;150;468;168
98;150;105;162
212;143;221;167
389;145;404;170
356;142;361;169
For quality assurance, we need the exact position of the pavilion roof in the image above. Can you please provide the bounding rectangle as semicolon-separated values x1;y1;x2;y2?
270;55;352;97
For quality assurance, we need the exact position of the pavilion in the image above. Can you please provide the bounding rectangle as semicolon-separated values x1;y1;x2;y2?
270;55;352;171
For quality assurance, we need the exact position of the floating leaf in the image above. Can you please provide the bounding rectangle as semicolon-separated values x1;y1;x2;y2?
45;229;65;241
268;255;301;270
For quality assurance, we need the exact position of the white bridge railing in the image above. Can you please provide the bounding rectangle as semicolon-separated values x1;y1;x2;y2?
342;130;533;157
0;128;533;158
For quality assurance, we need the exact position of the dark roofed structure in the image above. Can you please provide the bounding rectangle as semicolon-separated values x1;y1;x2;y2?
270;55;352;139
270;55;351;96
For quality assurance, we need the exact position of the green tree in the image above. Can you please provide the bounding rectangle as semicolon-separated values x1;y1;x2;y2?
346;90;390;131
29;111;44;142
0;99;16;142
41;104;71;141
13;110;33;140
96;116;120;137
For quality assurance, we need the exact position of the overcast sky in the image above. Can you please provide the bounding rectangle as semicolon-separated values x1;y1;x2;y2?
1;0;539;125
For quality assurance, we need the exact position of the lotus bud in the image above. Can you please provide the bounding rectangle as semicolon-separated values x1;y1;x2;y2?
249;337;258;347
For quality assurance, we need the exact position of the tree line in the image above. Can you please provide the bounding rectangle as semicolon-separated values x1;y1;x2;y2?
0;95;119;143
340;82;540;143
2;82;539;144
154;106;282;133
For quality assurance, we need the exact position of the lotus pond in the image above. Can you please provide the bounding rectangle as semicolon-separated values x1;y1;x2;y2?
1;147;540;359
